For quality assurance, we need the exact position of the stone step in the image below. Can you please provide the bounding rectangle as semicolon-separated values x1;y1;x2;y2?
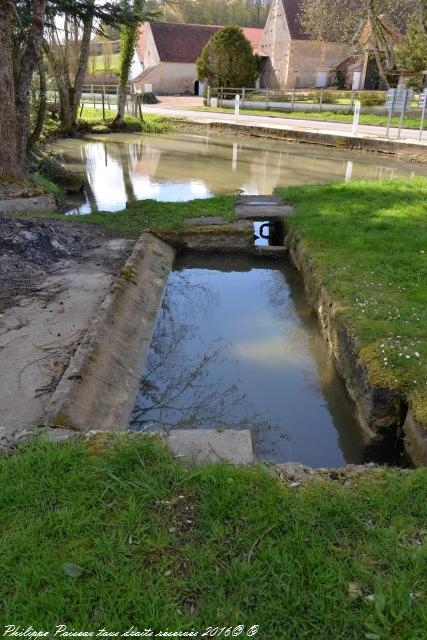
184;216;226;226
235;204;294;219
166;429;254;465
236;195;284;206
254;245;287;257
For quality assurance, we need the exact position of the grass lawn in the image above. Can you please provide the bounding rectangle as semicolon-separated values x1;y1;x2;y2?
77;107;173;134
23;196;237;236
278;178;427;425
1;434;426;637
198;107;427;130
87;53;120;76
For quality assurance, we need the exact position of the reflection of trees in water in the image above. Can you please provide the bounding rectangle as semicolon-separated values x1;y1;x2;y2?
130;273;286;439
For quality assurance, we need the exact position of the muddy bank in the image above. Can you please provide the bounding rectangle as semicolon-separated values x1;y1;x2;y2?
0;215;120;312
0;216;132;449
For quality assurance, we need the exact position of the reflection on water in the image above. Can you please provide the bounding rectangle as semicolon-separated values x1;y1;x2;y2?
50;133;427;214
131;254;368;467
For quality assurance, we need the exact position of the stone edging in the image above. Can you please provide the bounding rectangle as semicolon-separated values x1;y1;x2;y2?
172;119;427;165
0;194;57;215
45;232;175;435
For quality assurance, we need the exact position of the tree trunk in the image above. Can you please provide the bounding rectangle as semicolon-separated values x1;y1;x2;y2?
44;39;74;131
0;1;20;179
114;0;144;126
27;61;47;153
70;1;95;125
15;0;46;169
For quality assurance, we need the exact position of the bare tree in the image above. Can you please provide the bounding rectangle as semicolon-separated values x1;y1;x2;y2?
44;1;96;131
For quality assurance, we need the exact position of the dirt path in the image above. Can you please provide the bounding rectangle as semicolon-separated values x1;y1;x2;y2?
0;217;132;449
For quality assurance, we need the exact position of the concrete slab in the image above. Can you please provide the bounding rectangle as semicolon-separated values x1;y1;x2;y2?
235;204;294;219
166;429;254;465
184;216;226;226
237;195;284;206
46;233;176;433
0;195;56;215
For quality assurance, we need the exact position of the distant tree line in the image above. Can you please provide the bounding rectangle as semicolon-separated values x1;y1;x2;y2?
154;0;270;28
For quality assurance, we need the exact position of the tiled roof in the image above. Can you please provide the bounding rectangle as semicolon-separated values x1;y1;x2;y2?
146;22;264;63
280;0;309;41
241;27;265;56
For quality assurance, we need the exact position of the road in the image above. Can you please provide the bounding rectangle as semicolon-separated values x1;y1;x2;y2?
137;104;426;144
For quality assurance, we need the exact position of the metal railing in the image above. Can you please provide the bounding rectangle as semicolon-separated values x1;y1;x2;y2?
207;87;423;114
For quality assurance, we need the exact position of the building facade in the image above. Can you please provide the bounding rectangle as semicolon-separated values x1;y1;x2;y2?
260;0;348;89
132;22;263;95
131;0;349;94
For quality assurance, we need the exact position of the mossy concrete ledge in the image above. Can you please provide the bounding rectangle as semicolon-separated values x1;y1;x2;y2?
46;233;175;433
403;408;427;466
0;194;57;214
198;121;427;164
285;227;406;446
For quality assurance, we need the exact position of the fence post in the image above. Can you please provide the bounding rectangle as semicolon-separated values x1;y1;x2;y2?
102;88;105;120
351;90;355;109
291;88;295;111
242;87;245;109
266;88;269;110
319;88;324;112
207;85;211;107
93;92;96;109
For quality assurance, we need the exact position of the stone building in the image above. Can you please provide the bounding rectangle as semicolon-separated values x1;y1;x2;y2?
333;17;402;90
259;0;348;89
131;22;264;95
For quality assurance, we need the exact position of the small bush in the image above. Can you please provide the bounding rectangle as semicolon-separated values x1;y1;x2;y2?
358;91;386;106
336;70;346;90
141;92;159;104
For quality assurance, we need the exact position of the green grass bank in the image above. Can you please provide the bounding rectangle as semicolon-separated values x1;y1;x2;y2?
278;178;427;426
1;435;426;637
24;196;237;236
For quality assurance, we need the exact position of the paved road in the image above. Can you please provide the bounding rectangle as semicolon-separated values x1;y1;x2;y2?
138;104;426;144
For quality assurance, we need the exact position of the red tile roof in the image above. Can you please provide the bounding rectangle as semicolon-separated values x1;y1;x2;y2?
144;22;264;63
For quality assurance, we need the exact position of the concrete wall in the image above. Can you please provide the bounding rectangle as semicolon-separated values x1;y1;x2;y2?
289;40;348;89
158;62;199;94
141;25;161;69
133;62;199;95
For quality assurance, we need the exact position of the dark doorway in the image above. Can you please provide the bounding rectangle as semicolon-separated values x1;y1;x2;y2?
194;80;200;96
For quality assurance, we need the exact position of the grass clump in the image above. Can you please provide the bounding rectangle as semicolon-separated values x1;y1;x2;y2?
277;178;427;424
25;195;237;236
30;172;65;197
1;434;426;635
78;106;173;134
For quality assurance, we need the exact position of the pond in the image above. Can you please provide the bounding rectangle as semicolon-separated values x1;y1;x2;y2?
51;132;427;214
131;253;378;468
